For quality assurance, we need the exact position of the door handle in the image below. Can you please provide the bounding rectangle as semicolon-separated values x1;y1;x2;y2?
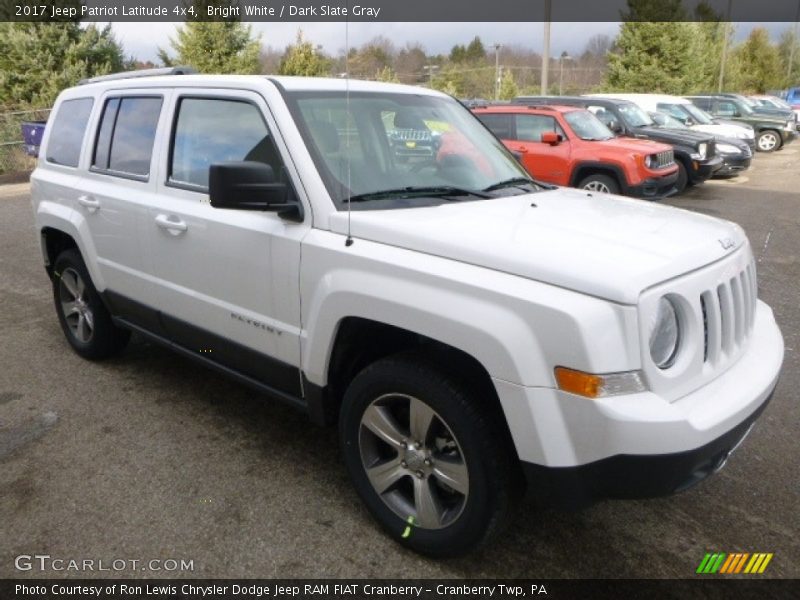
77;195;100;212
513;146;528;153
155;214;188;234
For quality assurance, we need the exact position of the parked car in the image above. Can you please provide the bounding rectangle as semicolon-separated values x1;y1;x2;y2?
648;112;751;178
587;93;756;151
31;69;784;557
749;94;800;122
473;104;678;198
711;92;798;126
686;95;797;152
514;96;722;193
785;87;800;112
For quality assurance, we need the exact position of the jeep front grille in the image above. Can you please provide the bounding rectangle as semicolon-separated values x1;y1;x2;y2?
655;150;674;168
392;129;432;142
700;261;757;365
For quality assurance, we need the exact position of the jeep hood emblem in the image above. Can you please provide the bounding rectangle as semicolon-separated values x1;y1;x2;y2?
718;238;736;250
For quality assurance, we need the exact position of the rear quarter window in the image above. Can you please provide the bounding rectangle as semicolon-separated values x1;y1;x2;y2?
92;96;163;178
46;98;94;167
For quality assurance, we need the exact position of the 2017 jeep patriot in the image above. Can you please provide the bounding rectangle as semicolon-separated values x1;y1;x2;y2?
31;69;784;557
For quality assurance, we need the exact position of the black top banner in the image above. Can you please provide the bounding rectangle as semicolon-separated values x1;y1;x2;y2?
3;0;800;22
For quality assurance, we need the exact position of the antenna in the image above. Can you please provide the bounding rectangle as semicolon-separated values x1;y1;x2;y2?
344;2;354;247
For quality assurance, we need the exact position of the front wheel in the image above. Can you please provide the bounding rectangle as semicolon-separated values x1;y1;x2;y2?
674;161;689;194
577;173;620;195
339;355;521;557
756;130;780;152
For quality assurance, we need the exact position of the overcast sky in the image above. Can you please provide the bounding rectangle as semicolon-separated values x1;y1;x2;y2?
109;21;794;64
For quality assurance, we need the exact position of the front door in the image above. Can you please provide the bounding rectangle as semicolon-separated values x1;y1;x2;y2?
146;90;309;396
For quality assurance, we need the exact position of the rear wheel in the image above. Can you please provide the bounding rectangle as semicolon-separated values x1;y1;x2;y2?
756;130;780;152
577;173;620;195
52;249;130;360
339;354;521;557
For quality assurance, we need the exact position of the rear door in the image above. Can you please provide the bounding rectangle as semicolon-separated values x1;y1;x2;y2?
78;90;171;332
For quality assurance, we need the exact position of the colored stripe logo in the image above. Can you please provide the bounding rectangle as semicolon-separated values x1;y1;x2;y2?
696;552;773;574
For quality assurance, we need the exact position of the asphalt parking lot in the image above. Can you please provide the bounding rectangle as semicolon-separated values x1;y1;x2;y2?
0;149;798;579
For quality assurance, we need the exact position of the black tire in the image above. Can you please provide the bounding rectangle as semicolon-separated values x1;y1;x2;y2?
339;354;521;558
577;173;620;195
756;130;781;153
674;161;689;194
52;249;130;360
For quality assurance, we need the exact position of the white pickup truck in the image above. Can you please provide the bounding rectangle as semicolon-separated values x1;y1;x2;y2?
30;70;783;557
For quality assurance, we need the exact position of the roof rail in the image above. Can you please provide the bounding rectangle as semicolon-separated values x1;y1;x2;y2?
78;66;197;86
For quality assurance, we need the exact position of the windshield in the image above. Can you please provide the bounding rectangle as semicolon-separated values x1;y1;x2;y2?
682;103;714;124
284;91;532;209
563;110;614;140
649;112;687;129
617;103;653;127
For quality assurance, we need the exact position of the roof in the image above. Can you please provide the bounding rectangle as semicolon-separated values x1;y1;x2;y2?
514;95;638;107
473;104;582;114
67;72;446;98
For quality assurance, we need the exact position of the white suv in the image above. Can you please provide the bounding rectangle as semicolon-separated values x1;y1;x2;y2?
31;70;783;557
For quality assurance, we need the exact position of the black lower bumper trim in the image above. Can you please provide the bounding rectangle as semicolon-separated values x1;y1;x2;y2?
626;170;679;199
521;391;773;510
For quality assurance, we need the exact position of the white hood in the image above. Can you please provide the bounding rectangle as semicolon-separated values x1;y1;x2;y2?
692;123;754;140
328;188;747;305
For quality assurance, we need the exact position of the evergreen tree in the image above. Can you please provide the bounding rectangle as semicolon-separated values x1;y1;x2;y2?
604;1;703;94
498;69;518;100
158;21;261;74
278;30;330;77
733;28;783;93
375;66;400;83
0;22;123;109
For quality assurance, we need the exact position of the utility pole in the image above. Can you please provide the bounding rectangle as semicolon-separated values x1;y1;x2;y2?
541;0;551;95
718;0;733;92
494;43;502;100
559;54;572;95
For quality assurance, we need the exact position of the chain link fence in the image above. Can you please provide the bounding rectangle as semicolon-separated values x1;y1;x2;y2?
0;108;50;176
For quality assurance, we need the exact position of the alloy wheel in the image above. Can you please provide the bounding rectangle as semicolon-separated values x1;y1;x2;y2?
358;393;469;529
758;132;778;151
583;180;611;193
58;267;94;343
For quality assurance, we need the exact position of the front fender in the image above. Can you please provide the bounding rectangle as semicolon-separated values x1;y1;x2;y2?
300;231;642;388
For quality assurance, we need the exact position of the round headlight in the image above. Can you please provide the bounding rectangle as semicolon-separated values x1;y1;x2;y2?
649;297;680;369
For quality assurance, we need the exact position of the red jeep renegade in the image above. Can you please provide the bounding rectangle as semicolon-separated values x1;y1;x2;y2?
474;104;679;198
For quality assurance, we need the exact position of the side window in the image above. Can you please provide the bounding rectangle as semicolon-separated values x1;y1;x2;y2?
692;98;711;111
476;113;513;139
656;103;685;120
716;101;738;117
514;114;565;142
169;97;280;189
92;96;162;178
46;98;94;167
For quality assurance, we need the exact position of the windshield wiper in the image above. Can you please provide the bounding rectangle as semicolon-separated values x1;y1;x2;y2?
482;177;541;192
347;185;491;203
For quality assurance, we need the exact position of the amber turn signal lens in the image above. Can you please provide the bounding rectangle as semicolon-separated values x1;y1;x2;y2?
554;367;603;398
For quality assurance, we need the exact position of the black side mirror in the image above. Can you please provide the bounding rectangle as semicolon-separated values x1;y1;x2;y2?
684;117;695;126
209;161;302;221
608;119;622;134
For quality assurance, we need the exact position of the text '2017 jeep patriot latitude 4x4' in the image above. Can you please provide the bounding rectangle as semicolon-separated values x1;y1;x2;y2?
32;70;784;557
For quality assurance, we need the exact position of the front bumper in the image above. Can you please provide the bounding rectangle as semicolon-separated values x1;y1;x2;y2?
714;155;752;177
690;155;723;183
522;390;773;509
494;301;783;508
625;169;679;199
